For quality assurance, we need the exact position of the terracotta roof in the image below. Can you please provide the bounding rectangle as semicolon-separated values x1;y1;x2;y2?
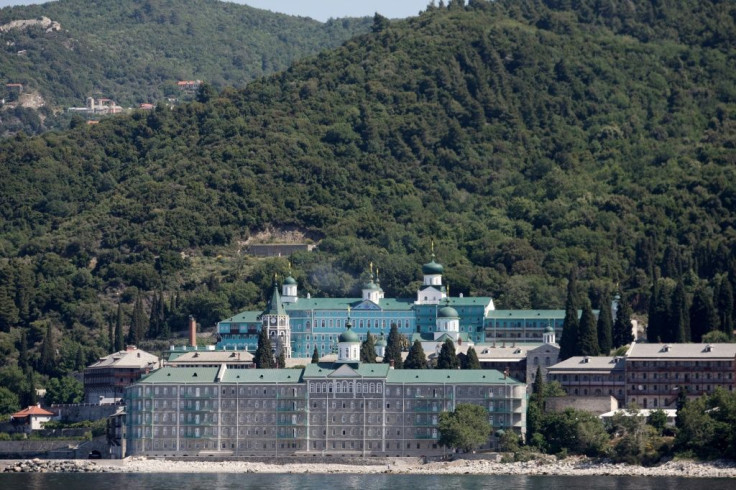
12;405;54;418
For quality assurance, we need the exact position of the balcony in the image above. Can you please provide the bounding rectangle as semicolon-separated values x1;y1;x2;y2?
276;393;308;400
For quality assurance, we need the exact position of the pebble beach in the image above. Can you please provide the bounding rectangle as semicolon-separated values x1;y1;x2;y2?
3;456;736;478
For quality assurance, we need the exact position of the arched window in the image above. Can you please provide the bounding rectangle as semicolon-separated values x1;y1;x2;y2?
377;384;382;393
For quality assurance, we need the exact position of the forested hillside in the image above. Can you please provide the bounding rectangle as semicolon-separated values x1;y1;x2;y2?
0;0;735;407
0;0;370;135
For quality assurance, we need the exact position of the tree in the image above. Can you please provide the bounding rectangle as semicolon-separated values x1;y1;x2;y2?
129;293;148;344
360;331;377;363
21;369;37;407
438;403;491;453
716;276;734;338
0;386;20;416
18;330;29;373
114;304;125;352
436;339;459;369
45;377;83;405
0;284;19;332
383;323;403;368
690;285;718;342
559;268;580;360
404;340;428;369
276;349;286;369
596;293;613;355
465;346;480;369
532;365;544;402
311;346;320;364
254;328;274;368
541;408;610;456
578;300;600;356
38;323;56;376
612;294;633;348
671;280;690;342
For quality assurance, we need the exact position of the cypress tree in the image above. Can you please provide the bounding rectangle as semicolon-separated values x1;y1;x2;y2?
690;285;717;342
532;365;545;402
130;293;148;342
18;330;29;373
612;295;634;348
360;332;377;363
436;339;459;369
404;340;428;369
114;304;125;351
559;268;580;360
578;300;600;356
465;346;480;369
276;349;286;369
254;327;274;368
671;280;690;342
596;293;613;355
383;323;404;369
39;323;55;376
22;369;37;407
716;276;734;337
311;346;320;364
75;345;86;371
647;277;660;343
107;320;114;353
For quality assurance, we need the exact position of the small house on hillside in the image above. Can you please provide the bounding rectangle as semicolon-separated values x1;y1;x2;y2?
11;404;55;430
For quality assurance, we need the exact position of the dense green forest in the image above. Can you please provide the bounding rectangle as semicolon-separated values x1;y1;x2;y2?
0;0;735;413
0;0;370;134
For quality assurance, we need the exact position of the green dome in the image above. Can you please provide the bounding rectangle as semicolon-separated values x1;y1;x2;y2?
376;335;387;346
422;260;444;275
362;280;380;291
438;306;459;318
544;325;554;333
284;276;297;285
339;325;360;343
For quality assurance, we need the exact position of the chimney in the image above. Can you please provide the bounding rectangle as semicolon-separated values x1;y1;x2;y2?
189;315;197;347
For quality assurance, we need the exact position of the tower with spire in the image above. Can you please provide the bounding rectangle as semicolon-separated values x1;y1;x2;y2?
361;262;383;305
336;308;361;364
262;276;291;358
416;242;446;305
282;262;298;304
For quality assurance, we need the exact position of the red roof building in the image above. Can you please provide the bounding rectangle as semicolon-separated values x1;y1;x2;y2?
11;404;55;430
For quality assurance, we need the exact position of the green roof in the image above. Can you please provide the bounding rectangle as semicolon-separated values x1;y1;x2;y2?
284;276;297;285
135;367;304;384
387;369;522;385
487;309;566;319
219;311;261;323
286;297;415;311
302;363;390;378
422;260;444;275
438;305;459;318
338;324;360;343
264;285;286;316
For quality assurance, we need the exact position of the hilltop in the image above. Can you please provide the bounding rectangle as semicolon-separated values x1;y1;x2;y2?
0;0;734;398
0;0;370;134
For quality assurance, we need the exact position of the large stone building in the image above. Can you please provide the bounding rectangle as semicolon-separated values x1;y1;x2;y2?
547;356;626;405
216;256;576;358
124;320;526;457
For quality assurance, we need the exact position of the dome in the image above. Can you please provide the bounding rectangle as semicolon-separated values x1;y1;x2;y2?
375;335;387;346
284;276;297;285
338;325;360;343
544;325;554;333
437;306;459;318
362;280;380;291
422;260;444;275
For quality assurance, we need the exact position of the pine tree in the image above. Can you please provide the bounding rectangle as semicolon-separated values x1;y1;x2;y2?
559;268;580;360
360;332;377;363
612;295;634;348
383;323;404;369
716;276;734;338
578;300;600;356
38;323;56;376
690;285;718;342
671;280;690;342
254;328;274;368
18;330;29;373
465;346;480;369
404;340;428;369
436;339;459;369
596;293;613;355
114;304;125;352
311;346;320;364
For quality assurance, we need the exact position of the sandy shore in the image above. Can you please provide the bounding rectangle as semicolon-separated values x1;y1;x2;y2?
7;456;734;477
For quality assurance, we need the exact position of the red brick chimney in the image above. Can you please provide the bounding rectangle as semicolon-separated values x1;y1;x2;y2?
189;316;197;348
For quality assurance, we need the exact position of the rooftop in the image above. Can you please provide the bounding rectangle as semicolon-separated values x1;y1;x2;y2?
86;347;160;370
548;356;625;372
627;343;736;359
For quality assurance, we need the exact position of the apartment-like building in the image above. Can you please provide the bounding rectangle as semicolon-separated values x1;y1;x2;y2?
84;346;160;404
124;321;526;457
547;356;626;406
625;343;736;409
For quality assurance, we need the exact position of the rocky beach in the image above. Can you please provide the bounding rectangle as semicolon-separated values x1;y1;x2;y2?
3;456;736;478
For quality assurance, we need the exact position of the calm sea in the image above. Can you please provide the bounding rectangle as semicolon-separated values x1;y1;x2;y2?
0;473;734;490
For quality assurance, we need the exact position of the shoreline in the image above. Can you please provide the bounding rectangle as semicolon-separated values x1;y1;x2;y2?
3;456;736;478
